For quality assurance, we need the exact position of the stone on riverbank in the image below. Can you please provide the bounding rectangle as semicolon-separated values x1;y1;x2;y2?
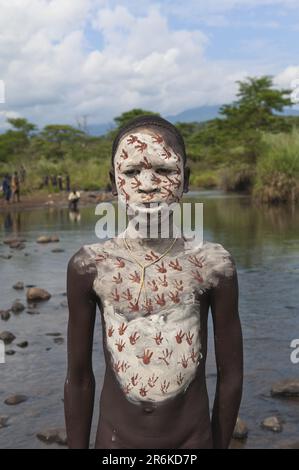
26;287;51;301
261;416;283;432
4;394;28;405
0;331;16;344
0;310;11;321
51;248;65;253
13;281;24;290
6;350;15;356
271;379;299;398
11;301;25;313
36;428;67;446
17;341;28;348
0;416;9;428
3;237;26;245
232;417;248;440
36;235;60;243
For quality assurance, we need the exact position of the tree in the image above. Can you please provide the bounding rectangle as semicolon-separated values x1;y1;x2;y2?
7;118;37;137
219;76;293;133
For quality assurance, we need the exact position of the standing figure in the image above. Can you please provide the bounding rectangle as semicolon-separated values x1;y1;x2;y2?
2;174;11;204
64;115;243;449
11;171;20;203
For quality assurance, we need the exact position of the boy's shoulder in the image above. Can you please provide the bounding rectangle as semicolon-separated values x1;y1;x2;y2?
185;239;236;289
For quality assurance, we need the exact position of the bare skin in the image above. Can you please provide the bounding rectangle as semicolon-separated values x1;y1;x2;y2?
64;126;243;449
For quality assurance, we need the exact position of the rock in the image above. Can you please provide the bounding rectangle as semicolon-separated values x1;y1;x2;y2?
3;237;26;245
8;241;25;250
261;416;283;432
13;281;24;290
271;379;299;398
25;285;36;288
0;254;12;260
46;332;61;337
0;310;11;321
36;235;60;243
36;428;67;446
51;248;64;253
36;236;51;243
5;350;15;356
26;288;51;301
0;416;9;428
17;341;28;348
0;331;16;345
11;301;25;313
4;394;28;405
46;347;52;351
232;417;248;440
54;337;64;345
26;309;40;315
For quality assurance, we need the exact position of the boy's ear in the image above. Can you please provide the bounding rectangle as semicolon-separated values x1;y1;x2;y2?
109;168;118;196
183;166;190;193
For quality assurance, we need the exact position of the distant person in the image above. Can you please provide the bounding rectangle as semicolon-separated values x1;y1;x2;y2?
51;175;57;188
43;175;49;188
2;174;11;204
58;174;63;191
66;174;71;192
68;188;80;211
11;171;20;203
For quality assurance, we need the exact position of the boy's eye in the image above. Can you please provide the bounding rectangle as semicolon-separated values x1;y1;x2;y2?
123;169;140;177
155;168;172;175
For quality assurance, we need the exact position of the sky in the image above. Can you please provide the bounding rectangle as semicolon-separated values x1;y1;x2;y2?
0;0;299;130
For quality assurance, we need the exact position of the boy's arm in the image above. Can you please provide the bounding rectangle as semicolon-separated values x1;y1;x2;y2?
64;248;97;449
210;259;243;449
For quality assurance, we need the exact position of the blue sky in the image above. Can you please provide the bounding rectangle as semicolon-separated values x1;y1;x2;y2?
0;0;299;129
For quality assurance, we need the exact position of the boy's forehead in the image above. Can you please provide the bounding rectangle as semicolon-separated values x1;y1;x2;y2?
115;129;182;163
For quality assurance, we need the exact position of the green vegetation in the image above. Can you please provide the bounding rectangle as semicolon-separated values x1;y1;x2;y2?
0;76;298;203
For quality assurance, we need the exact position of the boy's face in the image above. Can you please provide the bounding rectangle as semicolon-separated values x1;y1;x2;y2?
111;128;189;207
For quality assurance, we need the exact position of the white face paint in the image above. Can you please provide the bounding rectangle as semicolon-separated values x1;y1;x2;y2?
114;129;185;207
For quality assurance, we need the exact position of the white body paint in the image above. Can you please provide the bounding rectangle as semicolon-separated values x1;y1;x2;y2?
82;237;235;405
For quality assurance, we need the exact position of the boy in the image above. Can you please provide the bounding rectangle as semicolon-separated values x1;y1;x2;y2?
64;115;243;449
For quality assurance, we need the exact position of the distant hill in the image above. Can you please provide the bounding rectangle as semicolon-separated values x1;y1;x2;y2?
166;105;221;123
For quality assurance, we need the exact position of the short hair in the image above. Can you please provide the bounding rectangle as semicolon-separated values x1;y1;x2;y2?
111;114;187;166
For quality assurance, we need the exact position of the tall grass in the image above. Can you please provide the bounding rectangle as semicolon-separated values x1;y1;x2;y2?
254;129;299;203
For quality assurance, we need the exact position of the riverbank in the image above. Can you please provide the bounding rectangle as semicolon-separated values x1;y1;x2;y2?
0;190;113;213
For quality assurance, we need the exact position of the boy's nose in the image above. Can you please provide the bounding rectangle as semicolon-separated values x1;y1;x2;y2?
138;171;158;193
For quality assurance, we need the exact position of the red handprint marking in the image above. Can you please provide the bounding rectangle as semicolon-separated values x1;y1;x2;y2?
118;323;128;336
135;140;147;153
168;258;182;271
111;288;120;301
155;261;167;273
178;354;189;369
173;279;183;291
186;331;194;346
152;133;163;144
128;300;139;312
122;288;133;301
158;275;168;287
127;134;139;145
155;293;166;306
131;176;141;190
129;331;140;345
188;255;204;268
147;279;158;292
148;374;159;388
115;257;125;268
112;272;122;284
120;149;128;160
177;373;184;386
168;290;180;304
115;339;125;352
192;270;203;283
158;348;173;366
161;380;170;394
108;326;114;337
129;271;141;283
131;373;140;386
175;330;185;344
153;331;163;345
145;250;159;262
137;349;153;365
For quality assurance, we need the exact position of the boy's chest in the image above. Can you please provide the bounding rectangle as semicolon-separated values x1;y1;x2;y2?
94;251;205;320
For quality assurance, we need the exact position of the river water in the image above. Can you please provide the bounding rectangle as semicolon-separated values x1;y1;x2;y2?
0;191;298;449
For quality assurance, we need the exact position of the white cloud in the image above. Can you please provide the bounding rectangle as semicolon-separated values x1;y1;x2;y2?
0;0;297;130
